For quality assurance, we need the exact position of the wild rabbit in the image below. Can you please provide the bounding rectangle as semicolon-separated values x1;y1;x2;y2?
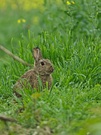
13;47;54;96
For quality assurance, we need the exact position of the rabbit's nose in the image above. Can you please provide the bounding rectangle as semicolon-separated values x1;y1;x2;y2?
49;66;54;72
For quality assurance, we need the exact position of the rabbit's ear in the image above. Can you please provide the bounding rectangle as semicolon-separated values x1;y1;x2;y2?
33;47;42;61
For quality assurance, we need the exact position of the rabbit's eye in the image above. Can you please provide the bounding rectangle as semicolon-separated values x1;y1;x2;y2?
40;62;45;66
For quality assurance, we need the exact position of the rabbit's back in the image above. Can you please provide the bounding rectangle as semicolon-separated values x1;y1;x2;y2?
13;69;37;90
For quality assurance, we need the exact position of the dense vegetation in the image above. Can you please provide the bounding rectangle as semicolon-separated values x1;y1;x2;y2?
0;0;101;134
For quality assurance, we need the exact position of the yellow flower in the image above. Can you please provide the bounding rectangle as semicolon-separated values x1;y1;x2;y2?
22;19;26;23
66;1;75;5
17;19;26;24
71;1;75;4
66;1;71;5
17;19;21;23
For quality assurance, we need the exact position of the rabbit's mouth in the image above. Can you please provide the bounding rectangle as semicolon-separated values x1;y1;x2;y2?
49;68;54;73
48;67;54;74
42;68;54;75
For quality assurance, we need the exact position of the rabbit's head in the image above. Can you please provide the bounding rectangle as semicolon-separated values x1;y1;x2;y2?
33;47;54;76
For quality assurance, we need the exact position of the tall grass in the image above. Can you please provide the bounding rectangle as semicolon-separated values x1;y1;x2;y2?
0;0;101;134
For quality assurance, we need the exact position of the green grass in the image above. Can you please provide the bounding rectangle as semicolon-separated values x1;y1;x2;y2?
0;0;101;134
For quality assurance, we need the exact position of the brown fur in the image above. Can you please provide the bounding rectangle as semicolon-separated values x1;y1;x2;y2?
13;47;54;96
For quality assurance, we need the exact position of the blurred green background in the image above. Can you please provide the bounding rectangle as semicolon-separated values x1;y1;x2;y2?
0;0;101;135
